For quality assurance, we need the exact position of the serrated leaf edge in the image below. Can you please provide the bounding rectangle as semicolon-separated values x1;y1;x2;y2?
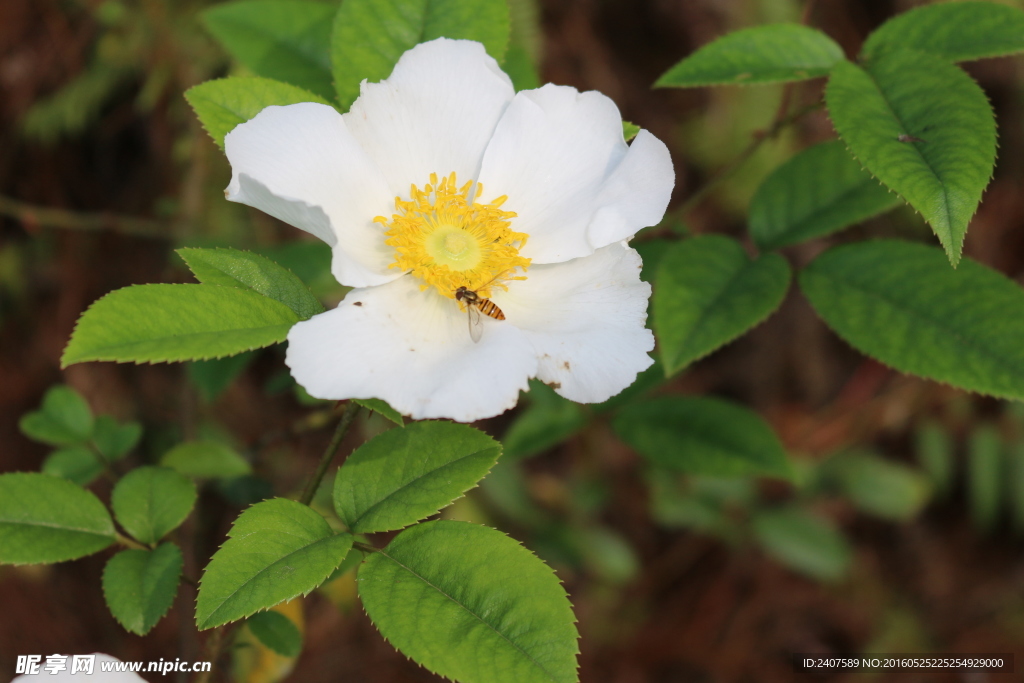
798;240;1024;402
184;77;331;148
101;545;182;636
348;446;502;534
195;501;352;629
659;247;791;376
176;246;325;319
61;284;295;368
358;521;580;683
825;54;999;267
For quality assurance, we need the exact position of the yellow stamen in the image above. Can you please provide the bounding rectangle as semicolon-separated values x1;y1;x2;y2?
376;172;530;299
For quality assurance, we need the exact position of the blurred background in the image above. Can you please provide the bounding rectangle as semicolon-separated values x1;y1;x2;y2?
2;0;1024;681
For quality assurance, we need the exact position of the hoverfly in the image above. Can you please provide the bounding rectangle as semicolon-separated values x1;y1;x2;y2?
454;275;507;343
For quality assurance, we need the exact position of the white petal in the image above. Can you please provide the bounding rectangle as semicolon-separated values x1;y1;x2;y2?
586;130;675;249
286;276;537;422
224;102;397;288
345;39;515;197
492;242;654;403
478;85;674;263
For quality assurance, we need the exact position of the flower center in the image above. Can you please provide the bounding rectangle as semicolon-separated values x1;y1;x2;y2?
376;172;530;300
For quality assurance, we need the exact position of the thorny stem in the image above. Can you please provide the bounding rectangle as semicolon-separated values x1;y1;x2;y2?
194;623;236;683
189;403;362;682
677;101;825;217
299;401;362;507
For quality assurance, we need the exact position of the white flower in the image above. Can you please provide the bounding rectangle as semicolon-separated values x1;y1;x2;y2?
224;38;674;422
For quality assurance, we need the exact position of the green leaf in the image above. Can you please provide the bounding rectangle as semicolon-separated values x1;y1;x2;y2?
178;247;324;320
19;385;94;446
862;1;1024;63
574;527;639;584
656;24;843;88
185;77;332;150
112;467;198;545
352;398;404;426
968;426;1002;532
826;451;930;521
800;240;1024;401
200;1;336;100
359;521;579;683
0;473;115;564
749;140;901;250
62;284;299;367
102;543;182;635
653;236;790;376
196;498;352;629
825;51;996;264
246;611;303;658
914;420;954;497
160;441;252;479
503;381;587;460
613;396;792;479
752;507;851;582
333;421;500;533
92;415;142;461
42;447;104;486
188;351;258;402
253;241;338;299
504;43;540;92
621;120;640;142
330;0;511;109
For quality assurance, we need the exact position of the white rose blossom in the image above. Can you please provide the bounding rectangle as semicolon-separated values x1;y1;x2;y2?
224;38;674;422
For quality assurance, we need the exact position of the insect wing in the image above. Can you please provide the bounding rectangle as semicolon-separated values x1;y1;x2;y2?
467;304;484;343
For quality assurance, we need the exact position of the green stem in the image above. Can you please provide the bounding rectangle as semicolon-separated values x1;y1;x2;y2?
116;532;148;551
299;402;362;506
85;442;120;483
353;540;380;554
